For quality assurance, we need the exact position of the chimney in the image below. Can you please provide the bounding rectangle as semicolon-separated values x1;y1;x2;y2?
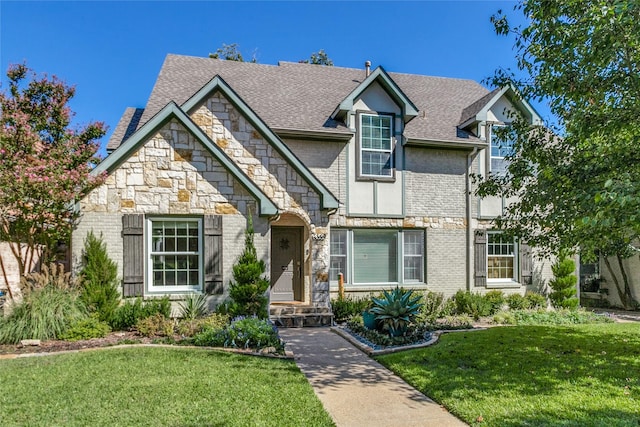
365;60;371;77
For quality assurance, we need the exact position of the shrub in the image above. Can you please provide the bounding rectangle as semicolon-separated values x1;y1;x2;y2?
0;285;87;344
178;293;208;320
135;313;175;337
484;290;505;315
109;297;171;331
176;313;229;337
20;263;79;294
418;291;446;323
370;287;423;336
549;255;579;309
60;316;111;341
492;310;517;325
78;232;120;323
346;317;431;347
331;294;372;323
524;291;547;309
192;316;283;352
507;293;530;310
453;291;491;320
436;314;474;330
227;216;269;319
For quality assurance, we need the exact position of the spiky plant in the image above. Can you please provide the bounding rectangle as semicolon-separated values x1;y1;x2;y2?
370;287;423;336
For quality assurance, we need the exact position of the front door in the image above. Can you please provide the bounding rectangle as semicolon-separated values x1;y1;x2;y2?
270;227;303;302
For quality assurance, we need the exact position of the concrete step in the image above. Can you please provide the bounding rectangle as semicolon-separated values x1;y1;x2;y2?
271;313;334;328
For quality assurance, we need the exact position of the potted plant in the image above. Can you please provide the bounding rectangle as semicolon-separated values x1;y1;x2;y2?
362;308;377;330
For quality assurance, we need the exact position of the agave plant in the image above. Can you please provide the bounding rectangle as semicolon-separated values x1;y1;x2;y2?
370;287;423;336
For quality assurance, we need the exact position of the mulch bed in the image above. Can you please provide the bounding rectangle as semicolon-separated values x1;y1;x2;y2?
0;331;154;355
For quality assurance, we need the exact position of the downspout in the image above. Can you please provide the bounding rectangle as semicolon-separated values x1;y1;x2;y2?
466;147;478;291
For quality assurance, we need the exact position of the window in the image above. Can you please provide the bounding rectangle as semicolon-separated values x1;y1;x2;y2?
359;113;393;177
148;218;203;292
487;232;517;281
330;229;424;285
490;125;514;175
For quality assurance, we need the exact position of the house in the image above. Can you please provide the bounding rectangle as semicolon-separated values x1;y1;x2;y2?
72;54;552;322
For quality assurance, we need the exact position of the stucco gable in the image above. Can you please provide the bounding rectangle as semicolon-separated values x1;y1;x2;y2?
93;102;278;216
459;86;542;129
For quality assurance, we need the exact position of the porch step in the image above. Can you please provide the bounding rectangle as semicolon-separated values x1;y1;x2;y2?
270;305;333;328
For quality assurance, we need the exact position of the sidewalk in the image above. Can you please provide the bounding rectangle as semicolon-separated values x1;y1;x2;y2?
279;327;467;427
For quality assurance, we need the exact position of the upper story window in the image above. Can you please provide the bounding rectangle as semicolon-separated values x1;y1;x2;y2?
490;124;514;176
359;113;394;178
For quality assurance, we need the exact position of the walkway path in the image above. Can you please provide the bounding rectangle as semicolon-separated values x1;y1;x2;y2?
279;327;467;427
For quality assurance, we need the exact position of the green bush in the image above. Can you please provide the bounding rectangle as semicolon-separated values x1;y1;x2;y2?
418;291;446;323
0;285;87;344
331;294;372;323
135;313;175;337
178;293;208;320
227;216;269;319
492;310;517;325
60;316;111;341
436;314;474;329
549;255;579;309
78;231;120;323
176;313;229;337
513;309;612;325
192;316;283;352
109;297;171;331
453;291;491;320
524;291;547;309
484;290;506;315
506;293;530;310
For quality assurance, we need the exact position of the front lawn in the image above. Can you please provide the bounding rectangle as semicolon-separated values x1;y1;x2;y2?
377;323;640;427
0;347;334;427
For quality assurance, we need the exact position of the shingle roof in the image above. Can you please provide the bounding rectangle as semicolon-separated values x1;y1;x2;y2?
107;54;491;150
459;87;501;125
108;107;144;150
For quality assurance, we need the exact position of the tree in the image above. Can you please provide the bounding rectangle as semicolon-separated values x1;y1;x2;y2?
299;49;334;66
476;0;640;308
0;64;105;301
227;215;269;318
209;43;257;63
549;254;579;309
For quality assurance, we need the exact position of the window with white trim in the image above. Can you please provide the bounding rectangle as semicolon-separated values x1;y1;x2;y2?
487;232;517;281
148;218;203;292
329;229;424;285
490;124;514;175
359;113;393;177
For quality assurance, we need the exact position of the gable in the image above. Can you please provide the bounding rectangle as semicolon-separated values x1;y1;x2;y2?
460;86;542;129
353;81;402;115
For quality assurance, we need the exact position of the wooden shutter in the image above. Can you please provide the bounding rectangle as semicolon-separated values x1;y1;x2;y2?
122;214;144;297
474;230;487;287
204;215;223;295
520;241;533;286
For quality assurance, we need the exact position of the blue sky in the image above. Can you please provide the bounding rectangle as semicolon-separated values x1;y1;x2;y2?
1;1;535;156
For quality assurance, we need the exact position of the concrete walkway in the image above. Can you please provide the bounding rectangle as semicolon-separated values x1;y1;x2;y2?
279;328;467;427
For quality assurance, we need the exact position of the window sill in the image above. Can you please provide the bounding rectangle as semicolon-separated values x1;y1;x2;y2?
486;281;522;289
355;175;396;183
330;283;428;292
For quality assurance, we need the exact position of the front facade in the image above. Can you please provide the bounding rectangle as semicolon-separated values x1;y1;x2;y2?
72;54;551;312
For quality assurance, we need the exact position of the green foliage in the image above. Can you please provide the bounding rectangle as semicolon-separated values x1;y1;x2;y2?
192;316;283;352
60;316;111;341
524;291;547;309
370;287;423;336
492;310;517;325
135;313;175;337
176;313;229;337
109;297;171;331
452;291;491;320
300;49;334;66
0;285;87;344
417;291;446;323
208;43;255;62
549;255;579;309
484;290;506;314
435;314;474;330
506;293;530;310
346;316;431;347
227;216;269;319
178;293;208;320
513;309;612;326
78;231;120;323
331;294;372;323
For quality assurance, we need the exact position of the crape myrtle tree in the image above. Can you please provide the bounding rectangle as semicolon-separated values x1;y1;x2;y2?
476;0;640;308
0;63;105;301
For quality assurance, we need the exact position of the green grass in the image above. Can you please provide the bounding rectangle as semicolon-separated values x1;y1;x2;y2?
377;323;640;427
0;347;334;427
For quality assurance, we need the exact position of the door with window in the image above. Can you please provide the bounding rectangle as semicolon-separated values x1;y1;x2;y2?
270;227;303;302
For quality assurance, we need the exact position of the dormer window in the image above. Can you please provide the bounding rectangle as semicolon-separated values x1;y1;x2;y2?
490;124;514;176
358;112;394;178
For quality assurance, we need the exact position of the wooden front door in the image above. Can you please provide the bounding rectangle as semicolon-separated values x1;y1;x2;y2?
270;227;303;302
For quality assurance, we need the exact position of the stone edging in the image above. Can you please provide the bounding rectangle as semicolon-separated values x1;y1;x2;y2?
0;343;294;361
331;326;486;356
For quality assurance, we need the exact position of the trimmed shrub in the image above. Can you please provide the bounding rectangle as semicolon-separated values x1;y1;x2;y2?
109;297;171;331
507;293;530;310
484;290;506;315
78;231;120;323
453;291;491;320
135;313;175;337
549;255;579;309
492;310;517;325
331;294;372;323
60;316;111;341
525;291;547;309
0;285;87;344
